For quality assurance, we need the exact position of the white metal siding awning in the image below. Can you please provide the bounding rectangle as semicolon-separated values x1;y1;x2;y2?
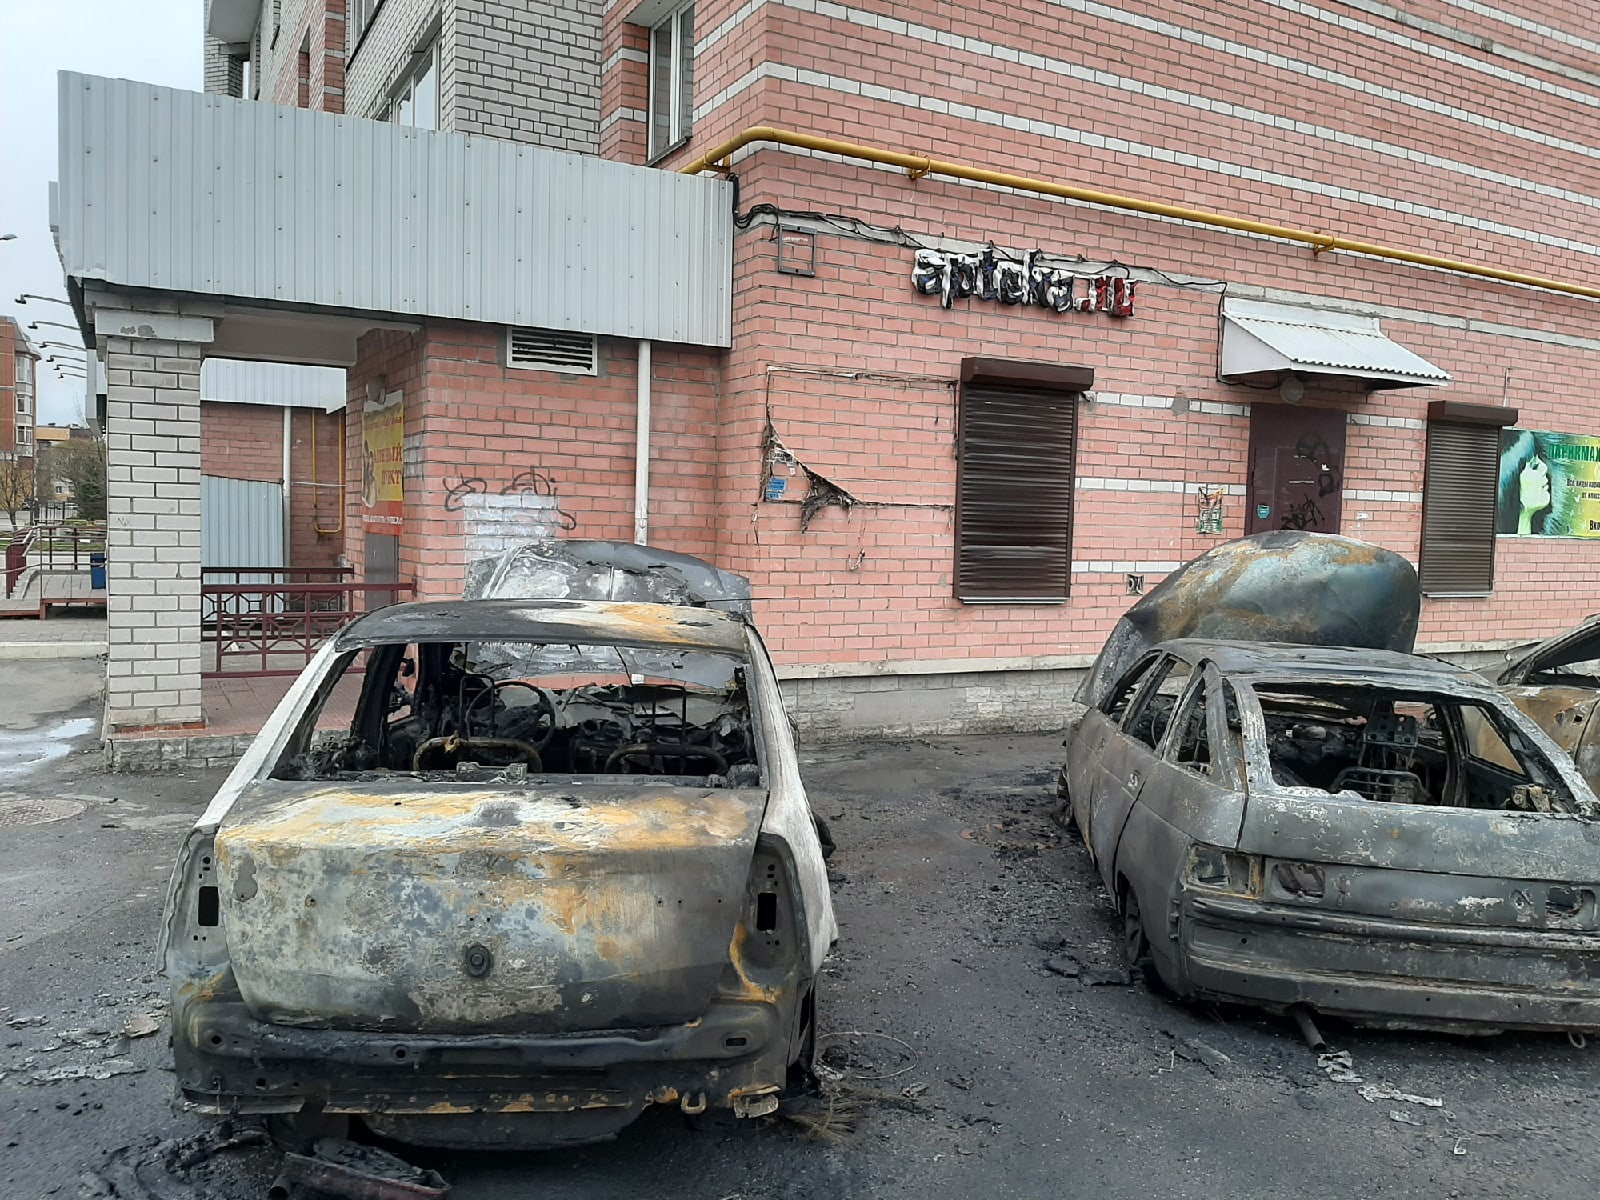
1220;299;1449;390
55;73;735;348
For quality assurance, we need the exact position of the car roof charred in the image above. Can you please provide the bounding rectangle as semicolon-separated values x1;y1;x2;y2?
1157;638;1483;689
333;598;752;655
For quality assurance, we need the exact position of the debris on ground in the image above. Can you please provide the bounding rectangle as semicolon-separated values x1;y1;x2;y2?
1177;1037;1232;1075
1044;956;1081;978
122;1014;161;1040
276;1138;450;1199
1389;1109;1424;1126
1318;1050;1363;1084
23;1059;143;1085
1082;967;1130;986
779;1077;927;1146
1359;1084;1444;1108
81;1125;271;1199
816;1030;917;1081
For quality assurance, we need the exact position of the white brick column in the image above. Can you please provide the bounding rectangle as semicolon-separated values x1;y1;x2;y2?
102;333;207;731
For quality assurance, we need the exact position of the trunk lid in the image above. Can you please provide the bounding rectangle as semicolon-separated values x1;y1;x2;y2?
216;782;766;1033
1238;794;1600;931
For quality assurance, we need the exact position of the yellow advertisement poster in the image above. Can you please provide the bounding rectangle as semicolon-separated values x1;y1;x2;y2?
1499;429;1600;538
362;389;404;533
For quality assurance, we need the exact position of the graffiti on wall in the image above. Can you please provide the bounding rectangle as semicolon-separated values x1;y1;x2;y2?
444;468;578;558
912;248;1137;315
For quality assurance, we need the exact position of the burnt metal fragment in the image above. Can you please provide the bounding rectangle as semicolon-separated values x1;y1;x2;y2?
276;1138;449;1200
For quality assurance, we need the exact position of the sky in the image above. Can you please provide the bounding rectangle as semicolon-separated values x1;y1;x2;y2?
1;0;203;425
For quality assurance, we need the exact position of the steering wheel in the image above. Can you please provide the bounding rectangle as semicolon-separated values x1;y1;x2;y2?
463;681;558;747
604;743;729;776
412;734;544;772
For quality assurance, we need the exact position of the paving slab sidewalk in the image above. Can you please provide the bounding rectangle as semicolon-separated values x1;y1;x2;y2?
0;612;108;660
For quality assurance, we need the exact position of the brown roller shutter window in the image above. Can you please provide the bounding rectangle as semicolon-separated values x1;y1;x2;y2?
1419;401;1517;596
955;360;1088;602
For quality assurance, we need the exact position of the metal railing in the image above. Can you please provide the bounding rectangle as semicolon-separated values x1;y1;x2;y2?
201;578;412;678
4;522;107;598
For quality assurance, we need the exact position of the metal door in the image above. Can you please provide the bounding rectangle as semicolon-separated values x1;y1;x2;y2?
1244;404;1346;534
202;475;284;576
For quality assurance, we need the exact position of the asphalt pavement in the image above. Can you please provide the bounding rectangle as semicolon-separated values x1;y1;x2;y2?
2;659;1597;1198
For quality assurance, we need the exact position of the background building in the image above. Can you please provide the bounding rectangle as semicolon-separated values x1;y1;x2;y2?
1;316;38;464
53;0;1600;740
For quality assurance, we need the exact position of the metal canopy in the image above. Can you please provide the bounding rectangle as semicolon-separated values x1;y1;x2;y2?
56;73;735;348
1220;298;1450;390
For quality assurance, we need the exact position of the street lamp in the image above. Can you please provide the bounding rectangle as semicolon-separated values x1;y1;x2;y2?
0;234;16;242
28;321;79;334
14;294;72;308
40;341;85;353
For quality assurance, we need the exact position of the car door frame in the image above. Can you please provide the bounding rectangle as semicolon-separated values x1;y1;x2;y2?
1070;650;1162;856
1086;652;1189;885
1114;663;1251;891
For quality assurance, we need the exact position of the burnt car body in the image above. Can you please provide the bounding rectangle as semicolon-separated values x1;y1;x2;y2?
1489;614;1600;791
160;595;836;1149
1062;638;1600;1033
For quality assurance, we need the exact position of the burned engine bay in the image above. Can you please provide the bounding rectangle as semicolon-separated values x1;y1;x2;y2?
274;638;761;786
1251;683;1587;815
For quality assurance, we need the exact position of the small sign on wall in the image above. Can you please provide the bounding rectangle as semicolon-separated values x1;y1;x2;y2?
362;388;404;534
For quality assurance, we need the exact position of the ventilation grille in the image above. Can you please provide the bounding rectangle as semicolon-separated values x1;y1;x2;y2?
506;327;597;374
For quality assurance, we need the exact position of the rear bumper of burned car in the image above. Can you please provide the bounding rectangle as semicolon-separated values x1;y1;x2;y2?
171;979;803;1136
1174;892;1600;1033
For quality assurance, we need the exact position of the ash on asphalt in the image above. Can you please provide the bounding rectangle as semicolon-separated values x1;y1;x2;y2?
3;708;1597;1199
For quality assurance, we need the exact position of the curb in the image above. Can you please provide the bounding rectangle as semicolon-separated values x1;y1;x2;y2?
0;642;108;661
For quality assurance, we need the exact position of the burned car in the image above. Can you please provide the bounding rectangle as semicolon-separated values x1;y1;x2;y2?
1061;533;1600;1033
1490;613;1600;791
160;592;836;1149
1062;638;1600;1032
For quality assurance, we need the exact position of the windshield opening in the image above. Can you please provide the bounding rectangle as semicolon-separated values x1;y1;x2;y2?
271;639;761;787
1250;682;1587;815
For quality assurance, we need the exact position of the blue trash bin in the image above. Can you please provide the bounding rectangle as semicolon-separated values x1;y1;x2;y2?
89;552;107;590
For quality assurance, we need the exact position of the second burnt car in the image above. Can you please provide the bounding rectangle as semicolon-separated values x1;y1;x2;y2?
160;545;836;1150
1060;532;1600;1034
1062;638;1600;1032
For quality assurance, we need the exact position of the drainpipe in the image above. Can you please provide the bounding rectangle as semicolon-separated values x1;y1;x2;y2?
634;340;651;546
282;406;292;566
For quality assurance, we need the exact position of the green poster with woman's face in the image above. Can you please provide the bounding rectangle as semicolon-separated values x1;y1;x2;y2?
1499;429;1600;537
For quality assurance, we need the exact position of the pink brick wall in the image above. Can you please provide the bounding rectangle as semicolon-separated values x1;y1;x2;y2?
580;0;1600;669
347;324;721;598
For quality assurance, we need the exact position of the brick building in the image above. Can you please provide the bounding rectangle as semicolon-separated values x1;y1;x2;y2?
56;0;1600;741
1;316;39;467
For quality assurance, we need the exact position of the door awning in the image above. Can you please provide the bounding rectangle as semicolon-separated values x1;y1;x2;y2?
1220;299;1450;390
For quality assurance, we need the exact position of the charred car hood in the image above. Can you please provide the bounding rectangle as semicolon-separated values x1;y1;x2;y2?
1080;532;1420;708
215;782;768;1034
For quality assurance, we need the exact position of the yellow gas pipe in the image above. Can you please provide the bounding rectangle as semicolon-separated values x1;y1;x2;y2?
680;127;1600;302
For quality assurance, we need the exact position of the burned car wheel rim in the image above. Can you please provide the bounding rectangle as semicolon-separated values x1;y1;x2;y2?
1122;888;1158;987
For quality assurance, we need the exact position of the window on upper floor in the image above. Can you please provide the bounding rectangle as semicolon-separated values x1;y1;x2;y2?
386;39;439;130
16;357;31;386
350;0;383;48
648;3;694;160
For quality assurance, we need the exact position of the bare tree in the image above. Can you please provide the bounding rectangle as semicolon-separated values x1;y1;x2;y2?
0;456;34;530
